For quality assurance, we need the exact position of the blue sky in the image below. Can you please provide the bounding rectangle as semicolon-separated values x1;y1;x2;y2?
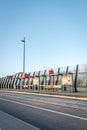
0;0;87;77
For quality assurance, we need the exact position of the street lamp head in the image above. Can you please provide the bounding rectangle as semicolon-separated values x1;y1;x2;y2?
21;37;25;43
21;40;25;43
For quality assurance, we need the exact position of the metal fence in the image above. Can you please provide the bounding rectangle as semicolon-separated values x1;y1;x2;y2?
0;63;87;93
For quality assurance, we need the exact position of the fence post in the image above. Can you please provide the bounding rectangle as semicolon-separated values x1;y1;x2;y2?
66;66;68;74
74;64;78;92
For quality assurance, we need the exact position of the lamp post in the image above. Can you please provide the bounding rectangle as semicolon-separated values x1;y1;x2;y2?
21;37;25;73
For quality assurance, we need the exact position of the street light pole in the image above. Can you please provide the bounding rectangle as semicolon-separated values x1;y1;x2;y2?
21;37;25;73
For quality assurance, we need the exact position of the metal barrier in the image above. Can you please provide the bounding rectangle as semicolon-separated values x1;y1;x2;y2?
0;63;87;93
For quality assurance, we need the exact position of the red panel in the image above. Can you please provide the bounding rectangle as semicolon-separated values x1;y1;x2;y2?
24;73;30;78
49;69;54;75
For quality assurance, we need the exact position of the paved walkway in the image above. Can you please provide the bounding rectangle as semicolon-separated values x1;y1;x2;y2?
0;89;87;100
0;110;40;130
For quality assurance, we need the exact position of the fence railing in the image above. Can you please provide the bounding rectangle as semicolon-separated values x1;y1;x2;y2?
0;63;87;92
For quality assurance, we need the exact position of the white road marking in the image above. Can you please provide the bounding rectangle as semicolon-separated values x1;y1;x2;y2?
0;97;87;121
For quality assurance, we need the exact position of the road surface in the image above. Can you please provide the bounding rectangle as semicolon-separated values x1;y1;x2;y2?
0;91;87;130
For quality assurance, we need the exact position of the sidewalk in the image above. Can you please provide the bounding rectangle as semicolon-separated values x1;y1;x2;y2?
26;90;87;100
0;110;40;130
0;89;87;100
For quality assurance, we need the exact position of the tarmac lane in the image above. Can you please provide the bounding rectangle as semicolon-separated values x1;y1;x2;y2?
0;91;87;130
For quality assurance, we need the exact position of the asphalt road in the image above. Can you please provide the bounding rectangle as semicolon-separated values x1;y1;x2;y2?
0;91;87;130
